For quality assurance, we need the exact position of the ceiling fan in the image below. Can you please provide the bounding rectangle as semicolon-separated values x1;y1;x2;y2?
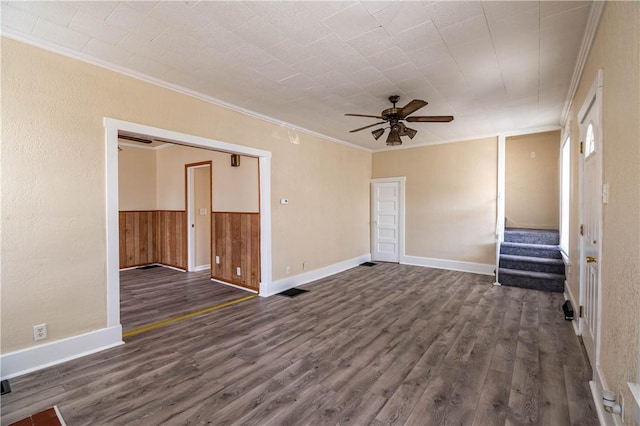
345;95;454;146
118;134;154;144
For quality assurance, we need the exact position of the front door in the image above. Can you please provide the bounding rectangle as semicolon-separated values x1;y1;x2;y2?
371;178;404;262
579;72;603;367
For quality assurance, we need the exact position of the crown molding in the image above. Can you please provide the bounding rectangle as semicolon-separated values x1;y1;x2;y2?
0;30;371;154
560;1;606;126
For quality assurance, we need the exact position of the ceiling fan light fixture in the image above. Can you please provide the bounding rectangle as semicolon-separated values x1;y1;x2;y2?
386;128;402;146
404;126;417;139
372;128;385;140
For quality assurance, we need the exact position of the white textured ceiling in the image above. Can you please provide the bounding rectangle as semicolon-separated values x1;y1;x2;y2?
1;1;592;150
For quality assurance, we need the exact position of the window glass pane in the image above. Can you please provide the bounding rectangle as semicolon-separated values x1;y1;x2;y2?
586;123;595;155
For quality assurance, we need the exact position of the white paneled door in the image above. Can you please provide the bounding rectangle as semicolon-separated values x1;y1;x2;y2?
579;71;603;368
371;178;405;262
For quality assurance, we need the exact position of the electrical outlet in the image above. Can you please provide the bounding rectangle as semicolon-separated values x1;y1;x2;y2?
286;266;291;274
33;324;47;341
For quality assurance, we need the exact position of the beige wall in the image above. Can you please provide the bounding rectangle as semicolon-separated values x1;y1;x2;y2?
505;131;560;230
193;166;211;267
117;146;157;211
0;38;371;353
155;145;259;212
373;137;497;265
565;3;640;423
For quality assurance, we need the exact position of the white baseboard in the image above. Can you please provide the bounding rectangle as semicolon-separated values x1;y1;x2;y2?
401;255;495;276
194;264;211;272
261;254;371;297
0;325;123;380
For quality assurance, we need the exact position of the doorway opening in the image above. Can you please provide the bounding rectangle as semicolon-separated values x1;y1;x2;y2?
106;118;272;336
186;162;212;272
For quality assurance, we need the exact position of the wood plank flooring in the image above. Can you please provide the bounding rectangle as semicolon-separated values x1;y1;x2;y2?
120;267;250;332
1;264;599;425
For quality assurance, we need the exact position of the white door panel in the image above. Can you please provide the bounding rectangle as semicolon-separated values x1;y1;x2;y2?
371;179;404;262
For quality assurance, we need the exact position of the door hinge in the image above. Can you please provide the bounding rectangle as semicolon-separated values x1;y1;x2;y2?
579;305;584;318
580;224;584;236
580;141;584;154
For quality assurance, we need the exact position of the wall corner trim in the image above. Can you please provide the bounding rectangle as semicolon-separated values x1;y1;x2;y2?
560;1;606;126
261;254;372;297
401;255;495;276
0;326;123;380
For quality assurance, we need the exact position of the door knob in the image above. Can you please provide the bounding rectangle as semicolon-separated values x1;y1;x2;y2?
586;256;598;263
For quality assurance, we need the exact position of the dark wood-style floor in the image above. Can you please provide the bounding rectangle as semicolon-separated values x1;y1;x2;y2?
120;267;250;332
1;264;598;425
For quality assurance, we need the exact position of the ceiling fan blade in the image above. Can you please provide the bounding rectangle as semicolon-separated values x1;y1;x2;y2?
399;99;427;117
406;115;454;122
118;134;153;144
349;121;387;133
345;113;384;119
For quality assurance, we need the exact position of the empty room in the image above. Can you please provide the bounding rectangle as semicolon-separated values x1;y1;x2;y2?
1;1;639;425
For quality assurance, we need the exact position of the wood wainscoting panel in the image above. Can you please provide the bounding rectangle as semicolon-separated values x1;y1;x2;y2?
157;210;186;270
119;211;156;269
211;212;260;291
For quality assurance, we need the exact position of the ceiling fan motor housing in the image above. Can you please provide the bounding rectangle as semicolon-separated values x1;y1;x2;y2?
382;108;402;121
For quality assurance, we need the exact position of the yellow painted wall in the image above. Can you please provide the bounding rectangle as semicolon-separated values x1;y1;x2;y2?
0;38;371;353
117;146;157;211
155;145;259;213
372;137;497;265
565;3;640;423
505;131;560;230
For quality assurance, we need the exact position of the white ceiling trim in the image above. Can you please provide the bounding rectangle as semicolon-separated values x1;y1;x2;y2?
372;125;562;153
1;29;372;153
560;1;606;127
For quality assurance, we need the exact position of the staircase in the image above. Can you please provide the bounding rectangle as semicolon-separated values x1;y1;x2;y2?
498;228;565;293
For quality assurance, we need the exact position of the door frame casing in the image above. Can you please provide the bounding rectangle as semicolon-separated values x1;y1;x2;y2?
105;118;272;330
185;161;212;272
370;177;406;262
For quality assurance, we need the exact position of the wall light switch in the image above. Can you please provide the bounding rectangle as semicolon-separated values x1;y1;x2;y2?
199;208;207;215
602;183;609;204
215;256;220;264
530;151;536;158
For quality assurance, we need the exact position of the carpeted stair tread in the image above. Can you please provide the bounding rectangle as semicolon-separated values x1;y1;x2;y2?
499;254;565;274
500;242;562;259
504;228;559;245
501;242;560;249
498;267;564;293
499;268;564;280
499;254;564;265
